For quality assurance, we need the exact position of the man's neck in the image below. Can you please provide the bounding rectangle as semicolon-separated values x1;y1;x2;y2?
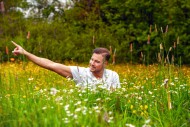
92;70;104;79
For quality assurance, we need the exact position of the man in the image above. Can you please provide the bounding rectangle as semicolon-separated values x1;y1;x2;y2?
12;41;120;90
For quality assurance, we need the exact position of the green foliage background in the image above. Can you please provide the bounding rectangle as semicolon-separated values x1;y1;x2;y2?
0;0;189;64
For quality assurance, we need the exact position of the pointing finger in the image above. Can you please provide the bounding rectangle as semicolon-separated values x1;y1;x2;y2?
11;41;19;47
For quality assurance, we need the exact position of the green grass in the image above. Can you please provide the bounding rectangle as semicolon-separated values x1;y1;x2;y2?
0;62;189;127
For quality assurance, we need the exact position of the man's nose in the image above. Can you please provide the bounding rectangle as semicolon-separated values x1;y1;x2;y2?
91;60;95;65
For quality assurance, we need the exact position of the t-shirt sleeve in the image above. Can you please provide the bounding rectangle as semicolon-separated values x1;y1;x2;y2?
69;66;85;84
70;66;79;82
112;72;121;88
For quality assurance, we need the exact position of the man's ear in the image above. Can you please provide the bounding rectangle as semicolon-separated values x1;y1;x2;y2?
104;60;108;66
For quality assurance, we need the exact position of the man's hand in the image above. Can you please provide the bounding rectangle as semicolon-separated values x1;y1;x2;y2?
12;41;25;56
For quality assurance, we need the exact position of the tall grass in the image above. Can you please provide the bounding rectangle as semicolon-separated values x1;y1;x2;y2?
0;62;189;127
0;25;189;126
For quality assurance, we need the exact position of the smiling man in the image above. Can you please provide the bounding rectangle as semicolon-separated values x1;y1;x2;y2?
12;41;120;90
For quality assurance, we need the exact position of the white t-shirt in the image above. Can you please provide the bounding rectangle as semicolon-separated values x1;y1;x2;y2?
70;66;121;90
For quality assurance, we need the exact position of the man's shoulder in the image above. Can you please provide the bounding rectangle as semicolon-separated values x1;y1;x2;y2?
105;69;119;75
70;66;89;72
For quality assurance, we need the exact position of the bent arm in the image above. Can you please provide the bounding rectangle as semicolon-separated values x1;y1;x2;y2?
12;41;72;78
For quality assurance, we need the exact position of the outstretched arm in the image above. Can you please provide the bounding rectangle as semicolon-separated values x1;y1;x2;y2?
12;41;73;78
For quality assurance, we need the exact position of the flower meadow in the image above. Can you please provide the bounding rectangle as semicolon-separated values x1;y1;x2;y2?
0;62;189;127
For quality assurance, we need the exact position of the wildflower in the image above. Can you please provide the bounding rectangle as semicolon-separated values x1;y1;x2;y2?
163;79;169;89
93;35;95;45
161;27;163;33
165;25;168;33
148;91;152;95
164;79;169;84
5;94;10;98
169;47;172;52
138;96;142;100
74;101;81;106
75;108;81;112
69;89;74;94
93;106;99;110
155;24;158;32
158;53;161;62
126;123;135;127
98;84;106;89
149;25;152;33
55;96;63;102
109;45;112;55
170;82;174;86
173;42;176;49
82;110;87;115
124;94;129;98
73;114;78;119
160;43;163;50
112;48;116;64
103;112;110;123
26;31;30;39
95;109;100;113
108;111;113;115
89;110;92;114
0;1;5;12
50;88;58;95
147;34;150;44
64;104;69;110
28;77;34;81
105;97;111;101
130;105;133;109
84;99;88;102
67;77;71;81
145;119;151;124
142;125;151;127
132;110;136;114
174;77;178;82
42;106;47;110
141;52;143;59
5;46;9;55
39;89;43;93
62;118;70;123
177;36;180;44
144;105;148;110
66;110;71;116
96;98;101;101
10;58;15;62
142;118;151;127
130;43;133;52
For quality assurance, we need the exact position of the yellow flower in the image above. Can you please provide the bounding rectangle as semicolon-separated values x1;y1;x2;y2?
34;86;40;91
132;110;136;114
144;105;148;110
23;95;26;98
130;105;133;109
128;100;131;103
5;94;10;98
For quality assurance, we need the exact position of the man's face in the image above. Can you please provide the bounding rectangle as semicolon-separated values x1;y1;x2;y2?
89;53;106;73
